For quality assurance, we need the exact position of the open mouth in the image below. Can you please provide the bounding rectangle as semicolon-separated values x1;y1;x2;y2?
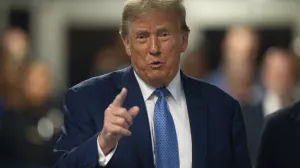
150;61;163;68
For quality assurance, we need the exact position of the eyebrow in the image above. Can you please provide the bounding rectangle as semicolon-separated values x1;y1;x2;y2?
133;25;172;35
134;29;149;35
156;25;171;32
135;30;147;34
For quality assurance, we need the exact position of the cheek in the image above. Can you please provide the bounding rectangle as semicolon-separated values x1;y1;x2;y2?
130;43;148;66
161;39;181;62
161;40;173;55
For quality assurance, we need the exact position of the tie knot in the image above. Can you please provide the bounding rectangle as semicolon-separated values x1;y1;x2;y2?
154;88;170;98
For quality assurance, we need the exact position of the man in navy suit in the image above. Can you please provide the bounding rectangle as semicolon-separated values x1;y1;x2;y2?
54;0;251;167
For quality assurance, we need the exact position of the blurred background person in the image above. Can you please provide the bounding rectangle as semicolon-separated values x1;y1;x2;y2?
90;37;130;77
0;61;63;168
91;46;120;76
261;48;298;116
205;26;263;107
242;47;298;165
255;100;300;168
0;28;29;114
0;26;63;168
181;49;209;79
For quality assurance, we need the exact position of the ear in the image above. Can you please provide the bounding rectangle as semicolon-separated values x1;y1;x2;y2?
120;34;131;56
180;32;189;53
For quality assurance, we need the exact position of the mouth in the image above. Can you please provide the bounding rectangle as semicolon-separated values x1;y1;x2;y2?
150;61;164;68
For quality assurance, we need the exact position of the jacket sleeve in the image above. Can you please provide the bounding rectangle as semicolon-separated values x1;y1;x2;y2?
231;100;252;168
54;88;103;168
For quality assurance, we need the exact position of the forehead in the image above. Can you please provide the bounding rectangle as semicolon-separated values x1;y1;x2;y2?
266;54;293;68
129;11;181;31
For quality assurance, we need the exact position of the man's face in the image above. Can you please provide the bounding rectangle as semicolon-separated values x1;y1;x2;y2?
223;28;257;65
263;54;295;95
121;11;188;87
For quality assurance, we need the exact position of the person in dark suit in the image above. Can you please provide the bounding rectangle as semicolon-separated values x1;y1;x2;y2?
54;0;251;167
242;48;298;165
256;100;300;168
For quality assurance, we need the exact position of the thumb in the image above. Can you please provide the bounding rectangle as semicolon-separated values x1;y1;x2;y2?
128;106;139;119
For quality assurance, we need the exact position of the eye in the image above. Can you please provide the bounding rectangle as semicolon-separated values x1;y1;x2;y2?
159;32;170;39
135;34;148;43
136;35;146;39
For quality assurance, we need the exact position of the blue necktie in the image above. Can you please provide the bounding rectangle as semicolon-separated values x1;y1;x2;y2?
154;88;179;168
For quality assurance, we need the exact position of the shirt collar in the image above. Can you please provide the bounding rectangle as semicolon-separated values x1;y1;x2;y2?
134;69;183;103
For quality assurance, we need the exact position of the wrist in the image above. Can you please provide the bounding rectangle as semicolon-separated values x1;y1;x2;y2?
98;133;115;155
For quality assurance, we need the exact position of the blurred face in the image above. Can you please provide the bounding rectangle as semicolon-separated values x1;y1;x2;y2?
223;28;257;65
121;11;188;88
2;29;28;62
23;64;51;107
263;54;295;95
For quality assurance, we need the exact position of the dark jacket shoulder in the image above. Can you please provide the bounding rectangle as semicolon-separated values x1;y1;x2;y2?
265;100;300;124
69;68;126;94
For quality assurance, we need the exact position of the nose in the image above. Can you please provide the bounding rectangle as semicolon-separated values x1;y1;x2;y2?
149;36;161;56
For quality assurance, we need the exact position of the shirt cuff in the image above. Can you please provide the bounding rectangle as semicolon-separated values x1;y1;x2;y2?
97;135;118;166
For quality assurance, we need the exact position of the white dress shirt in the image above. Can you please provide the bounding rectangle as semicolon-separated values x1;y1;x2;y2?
263;91;282;117
97;70;192;168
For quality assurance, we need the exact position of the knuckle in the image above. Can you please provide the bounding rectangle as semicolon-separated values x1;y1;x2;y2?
118;127;123;134
120;108;127;113
119;117;126;124
105;107;112;114
113;108;125;116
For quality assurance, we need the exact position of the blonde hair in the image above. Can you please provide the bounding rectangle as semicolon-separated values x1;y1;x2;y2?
120;0;190;35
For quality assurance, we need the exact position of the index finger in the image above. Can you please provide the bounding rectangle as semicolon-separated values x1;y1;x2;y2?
112;88;127;107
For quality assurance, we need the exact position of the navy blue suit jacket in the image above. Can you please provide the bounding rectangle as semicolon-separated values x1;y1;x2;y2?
54;66;251;168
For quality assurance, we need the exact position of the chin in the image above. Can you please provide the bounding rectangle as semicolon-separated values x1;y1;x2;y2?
147;72;169;87
148;70;165;78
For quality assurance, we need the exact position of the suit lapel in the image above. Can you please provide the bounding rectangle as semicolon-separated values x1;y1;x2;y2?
120;66;154;168
181;72;208;168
